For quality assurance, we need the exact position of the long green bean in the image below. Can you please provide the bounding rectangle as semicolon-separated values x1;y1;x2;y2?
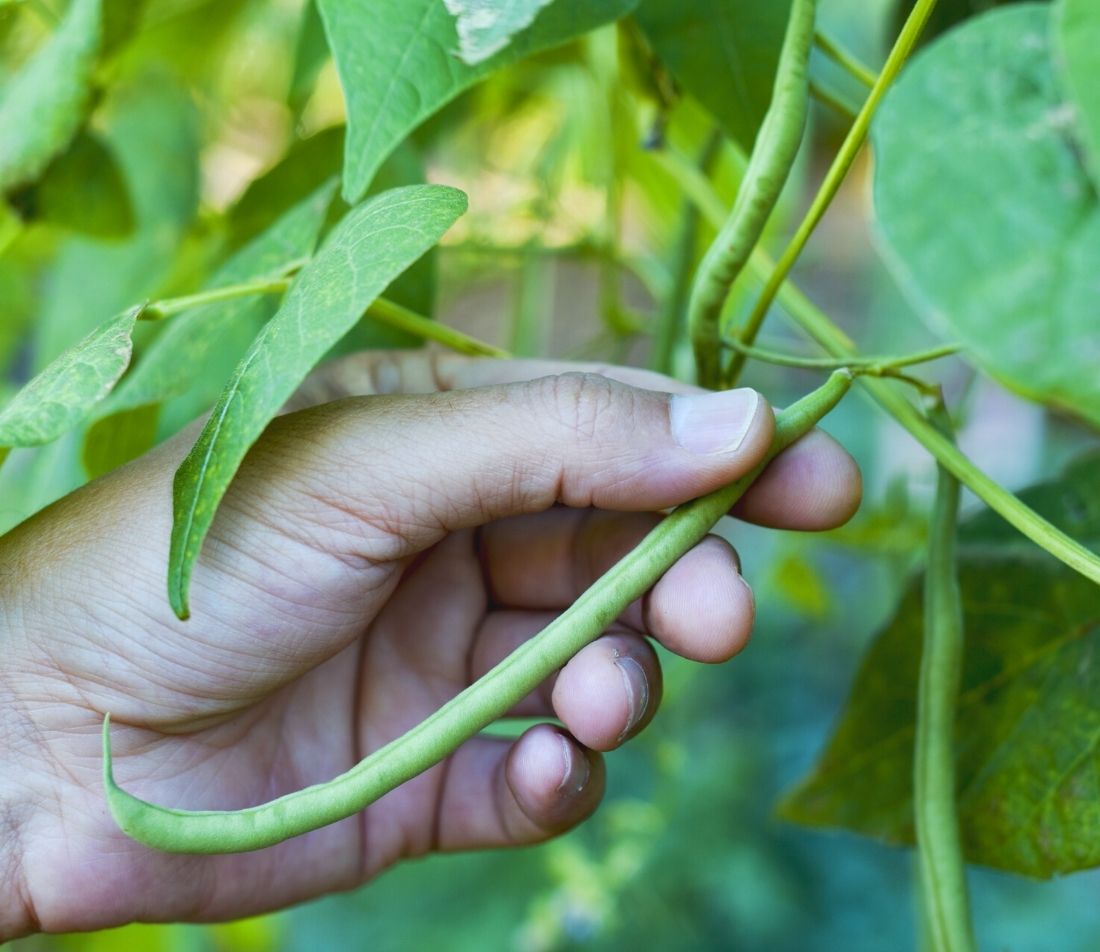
688;0;816;388
915;398;976;952
104;369;854;854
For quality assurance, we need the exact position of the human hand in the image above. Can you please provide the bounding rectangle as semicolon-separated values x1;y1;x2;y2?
0;353;860;937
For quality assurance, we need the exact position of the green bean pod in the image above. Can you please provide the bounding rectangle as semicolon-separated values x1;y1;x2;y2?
104;369;853;854
915;400;976;952
688;0;815;389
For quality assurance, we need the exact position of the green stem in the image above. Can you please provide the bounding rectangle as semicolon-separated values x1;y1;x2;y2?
725;0;938;386
689;0;816;388
650;130;724;375
809;78;860;122
814;28;878;88
721;336;959;372
104;371;854;854
915;396;976;952
634;142;1100;583
142;277;293;321
754;251;1100;586
365;298;511;359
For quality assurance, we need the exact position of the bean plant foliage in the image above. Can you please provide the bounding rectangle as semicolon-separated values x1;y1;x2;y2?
0;0;1099;944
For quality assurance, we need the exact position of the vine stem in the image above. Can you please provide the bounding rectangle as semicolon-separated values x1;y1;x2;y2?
104;370;854;854
755;252;1100;586
915;396;976;952
141;273;508;359
141;277;294;320
725;0;938;386
721;337;959;372
809;78;860;122
814;28;878;88
364;297;511;358
644;137;1100;585
650;129;724;375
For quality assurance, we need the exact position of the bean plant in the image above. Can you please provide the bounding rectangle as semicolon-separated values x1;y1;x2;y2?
1;0;1098;949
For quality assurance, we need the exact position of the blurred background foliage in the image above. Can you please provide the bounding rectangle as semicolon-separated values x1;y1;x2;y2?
3;0;1099;948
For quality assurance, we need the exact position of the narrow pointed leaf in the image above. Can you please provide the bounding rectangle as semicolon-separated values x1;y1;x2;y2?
83;180;337;477
0;304;144;449
0;0;102;192
167;184;468;618
317;0;635;202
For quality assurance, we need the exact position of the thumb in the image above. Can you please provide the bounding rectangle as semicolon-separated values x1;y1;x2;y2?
254;371;774;561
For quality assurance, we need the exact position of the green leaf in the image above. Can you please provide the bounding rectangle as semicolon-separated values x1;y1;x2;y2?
780;454;1100;878
1054;0;1100;182
317;0;636;202
83;180;337;478
227;126;345;252
0;0;102;192
634;0;792;150
288;0;329;116
872;5;1100;428
102;0;150;56
32;71;200;369
443;0;557;64
0;304;144;449
168;184;468;618
30;130;135;239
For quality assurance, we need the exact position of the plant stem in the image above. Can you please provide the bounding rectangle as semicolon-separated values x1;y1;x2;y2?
637;143;1100;583
915;396;976;952
721;336;959;372
814;28;878;88
104;371;854;853
753;251;1100;586
650;130;724;375
364;297;511;358
725;0;938;386
142;278;293;320
809;78;860;122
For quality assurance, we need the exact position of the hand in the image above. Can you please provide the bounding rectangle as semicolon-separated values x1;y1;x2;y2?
0;353;860;937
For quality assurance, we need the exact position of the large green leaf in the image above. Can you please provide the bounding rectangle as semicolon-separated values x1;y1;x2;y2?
443;0;557;64
872;4;1100;428
317;0;636;202
0;0;102;192
1054;0;1100;182
887;0;1036;50
780;454;1100;878
32;72;200;369
288;0;330;117
634;0;791;150
167;184;468;618
82;181;338;478
0;304;145;449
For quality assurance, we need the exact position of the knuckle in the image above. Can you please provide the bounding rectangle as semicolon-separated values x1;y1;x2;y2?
532;372;625;442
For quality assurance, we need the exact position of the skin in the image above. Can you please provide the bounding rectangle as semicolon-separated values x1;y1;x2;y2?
0;353;861;938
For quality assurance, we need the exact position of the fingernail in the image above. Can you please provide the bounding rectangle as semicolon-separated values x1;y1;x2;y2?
670;389;761;455
615;654;650;743
556;735;589;796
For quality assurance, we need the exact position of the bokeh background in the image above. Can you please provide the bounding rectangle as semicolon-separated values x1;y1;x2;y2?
4;0;1099;948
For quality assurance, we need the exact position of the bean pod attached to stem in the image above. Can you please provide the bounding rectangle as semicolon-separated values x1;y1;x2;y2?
688;0;816;388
